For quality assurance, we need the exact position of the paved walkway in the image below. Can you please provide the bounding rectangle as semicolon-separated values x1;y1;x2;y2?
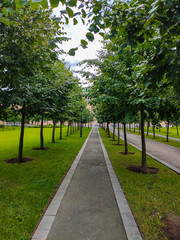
32;128;142;240
112;128;180;173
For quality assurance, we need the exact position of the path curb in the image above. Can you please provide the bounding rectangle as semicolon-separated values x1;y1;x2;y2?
123;137;180;175
111;128;180;175
98;129;143;240
31;129;93;240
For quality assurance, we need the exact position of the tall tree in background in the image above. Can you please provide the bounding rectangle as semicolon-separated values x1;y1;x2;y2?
0;5;67;162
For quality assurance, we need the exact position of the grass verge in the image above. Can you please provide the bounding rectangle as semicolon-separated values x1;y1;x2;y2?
127;129;180;148
0;126;91;240
99;128;180;240
131;126;180;139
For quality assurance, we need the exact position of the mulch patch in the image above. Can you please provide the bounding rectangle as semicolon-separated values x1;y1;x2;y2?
119;152;134;155
127;165;159;174
32;147;49;150
6;158;33;164
110;139;117;141
162;215;180;240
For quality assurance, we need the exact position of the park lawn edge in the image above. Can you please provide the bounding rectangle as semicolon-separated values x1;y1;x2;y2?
0;127;91;240
125;129;180;148
127;126;180;139
143;126;180;139
99;128;180;240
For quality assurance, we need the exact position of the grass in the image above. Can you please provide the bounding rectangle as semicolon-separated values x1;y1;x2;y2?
99;128;180;240
130;126;180;139
126;129;180;148
0;126;91;240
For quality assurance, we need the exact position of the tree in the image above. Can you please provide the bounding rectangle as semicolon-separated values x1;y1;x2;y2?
0;5;66;162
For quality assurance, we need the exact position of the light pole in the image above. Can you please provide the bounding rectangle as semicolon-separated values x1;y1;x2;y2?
80;106;83;137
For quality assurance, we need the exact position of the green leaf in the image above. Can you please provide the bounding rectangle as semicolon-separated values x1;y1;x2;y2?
6;7;14;14
2;8;8;16
66;0;77;7
50;0;59;8
68;48;77;56
65;16;69;24
60;10;68;14
73;18;78;25
99;32;105;38
73;12;81;17
81;18;85;24
19;0;28;6
89;24;99;33
1;17;10;26
82;9;86;18
86;32;94;42
40;0;48;9
66;7;74;18
144;18;152;28
30;0;39;10
175;13;180;21
15;0;28;8
81;44;87;49
81;40;88;45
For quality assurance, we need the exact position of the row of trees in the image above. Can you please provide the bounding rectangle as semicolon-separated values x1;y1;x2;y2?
80;0;180;171
0;4;93;163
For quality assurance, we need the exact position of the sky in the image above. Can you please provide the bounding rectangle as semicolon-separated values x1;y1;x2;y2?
53;4;103;85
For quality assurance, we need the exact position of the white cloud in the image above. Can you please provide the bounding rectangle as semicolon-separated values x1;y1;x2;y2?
53;4;103;79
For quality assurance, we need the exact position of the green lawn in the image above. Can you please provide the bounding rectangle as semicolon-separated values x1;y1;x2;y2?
127;129;180;148
129;126;180;139
99;128;180;240
0;126;91;240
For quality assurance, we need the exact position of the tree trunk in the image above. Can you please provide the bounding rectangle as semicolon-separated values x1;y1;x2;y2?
153;125;155;139
166;120;169;142
118;122;120;145
40;114;44;149
60;121;63;140
141;111;146;169
139;123;141;134
113;120;115;140
147;121;149;136
123;123;128;154
134;123;135;132
108;122;110;136
70;121;72;135
18;102;26;163
52;121;56;143
129;123;131;131
67;122;69;136
177;126;179;136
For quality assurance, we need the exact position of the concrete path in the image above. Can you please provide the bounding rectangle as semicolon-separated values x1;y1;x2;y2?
112;128;180;174
32;128;142;240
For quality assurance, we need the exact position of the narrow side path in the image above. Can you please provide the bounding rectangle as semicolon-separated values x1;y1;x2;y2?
32;128;142;240
112;128;180;173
